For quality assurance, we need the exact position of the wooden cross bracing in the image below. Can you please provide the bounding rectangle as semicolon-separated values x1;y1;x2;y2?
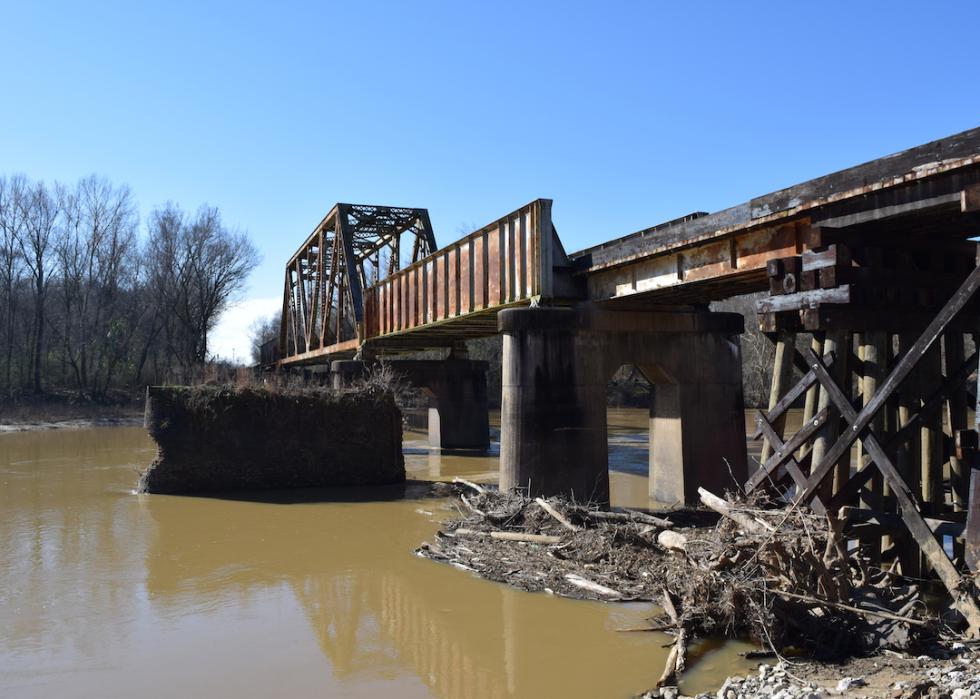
748;261;980;636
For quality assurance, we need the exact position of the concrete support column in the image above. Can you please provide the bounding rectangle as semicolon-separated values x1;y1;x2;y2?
499;304;746;507
331;358;490;452
647;379;747;505
642;333;747;505
499;307;610;505
424;363;490;451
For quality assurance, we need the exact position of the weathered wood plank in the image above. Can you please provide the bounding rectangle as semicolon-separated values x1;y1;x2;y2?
800;351;980;634
755;285;854;313
747;407;829;492
802;244;851;272
800;261;980;500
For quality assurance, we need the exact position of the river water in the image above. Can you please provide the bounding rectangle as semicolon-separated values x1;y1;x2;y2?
0;410;764;698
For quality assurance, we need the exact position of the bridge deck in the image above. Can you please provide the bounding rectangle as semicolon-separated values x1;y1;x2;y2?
575;126;980;305
275;126;980;366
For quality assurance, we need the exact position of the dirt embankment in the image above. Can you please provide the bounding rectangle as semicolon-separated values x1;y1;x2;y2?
0;393;143;432
140;385;405;494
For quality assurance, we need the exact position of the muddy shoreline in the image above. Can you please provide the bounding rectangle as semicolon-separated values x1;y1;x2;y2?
0;415;143;433
0;394;143;433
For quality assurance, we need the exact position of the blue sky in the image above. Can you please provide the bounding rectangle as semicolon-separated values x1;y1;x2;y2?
2;1;979;359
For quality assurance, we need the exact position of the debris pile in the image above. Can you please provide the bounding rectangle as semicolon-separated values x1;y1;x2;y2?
417;481;976;690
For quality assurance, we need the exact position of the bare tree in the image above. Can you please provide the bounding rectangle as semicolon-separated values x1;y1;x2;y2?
0;172;261;398
17;180;60;393
0;176;26;394
56;176;138;395
146;204;260;366
249;311;281;365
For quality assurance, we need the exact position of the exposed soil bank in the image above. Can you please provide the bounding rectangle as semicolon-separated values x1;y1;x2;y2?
140;385;404;494
0;416;143;433
0;393;142;431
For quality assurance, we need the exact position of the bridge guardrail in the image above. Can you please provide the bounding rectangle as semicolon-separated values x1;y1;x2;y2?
364;199;556;338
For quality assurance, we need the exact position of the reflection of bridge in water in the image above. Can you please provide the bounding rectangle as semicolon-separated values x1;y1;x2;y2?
142;493;669;698
295;571;511;699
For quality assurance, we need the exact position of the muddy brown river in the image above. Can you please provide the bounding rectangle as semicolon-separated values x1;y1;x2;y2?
0;409;764;698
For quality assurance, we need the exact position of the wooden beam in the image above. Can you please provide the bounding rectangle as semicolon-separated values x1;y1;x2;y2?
800;350;980;635
799;260;980;501
828;349;978;511
750;355;833;440
760;331;796;465
753;411;827;515
813;191;963;229
755;285;854;314
749;406;828;487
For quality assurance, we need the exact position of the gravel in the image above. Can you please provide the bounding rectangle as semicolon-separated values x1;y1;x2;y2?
639;651;980;699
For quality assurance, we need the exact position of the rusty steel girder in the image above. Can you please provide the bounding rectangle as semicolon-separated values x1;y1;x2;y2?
279;204;436;363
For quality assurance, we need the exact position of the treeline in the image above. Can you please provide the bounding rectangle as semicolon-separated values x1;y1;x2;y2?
0;174;259;400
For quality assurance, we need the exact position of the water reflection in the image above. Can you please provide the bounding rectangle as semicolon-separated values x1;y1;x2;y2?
0;416;758;699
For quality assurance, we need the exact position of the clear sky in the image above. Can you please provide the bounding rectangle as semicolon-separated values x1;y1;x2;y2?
2;1;979;360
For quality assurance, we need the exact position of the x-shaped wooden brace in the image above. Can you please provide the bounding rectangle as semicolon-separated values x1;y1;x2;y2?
791;260;980;635
753;408;829;515
746;355;835;501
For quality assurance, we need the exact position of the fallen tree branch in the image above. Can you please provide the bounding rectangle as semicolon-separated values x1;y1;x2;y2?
452;477;487;494
535;497;581;532
564;573;622;598
454;528;561;544
768;589;932;627
460;494;486;517
657;588;688;687
699;487;774;534
576;507;674;529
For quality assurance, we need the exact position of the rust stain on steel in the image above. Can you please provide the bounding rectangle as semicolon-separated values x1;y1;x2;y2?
473;233;486;310
435;253;447;321
364;200;554;342
459;242;472;314
448;247;459;317
487;226;501;305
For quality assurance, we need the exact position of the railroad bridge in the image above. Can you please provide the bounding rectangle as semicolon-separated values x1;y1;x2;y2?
267;127;980;613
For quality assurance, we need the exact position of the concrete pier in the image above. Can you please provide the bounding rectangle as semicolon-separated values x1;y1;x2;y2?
332;358;491;452
498;305;747;506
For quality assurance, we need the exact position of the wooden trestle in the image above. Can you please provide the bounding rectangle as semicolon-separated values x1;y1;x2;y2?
749;232;980;635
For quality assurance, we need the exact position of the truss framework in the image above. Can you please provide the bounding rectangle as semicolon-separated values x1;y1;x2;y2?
280;204;436;358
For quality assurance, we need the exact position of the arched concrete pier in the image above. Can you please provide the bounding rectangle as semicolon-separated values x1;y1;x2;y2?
498;305;747;506
332;358;491;452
